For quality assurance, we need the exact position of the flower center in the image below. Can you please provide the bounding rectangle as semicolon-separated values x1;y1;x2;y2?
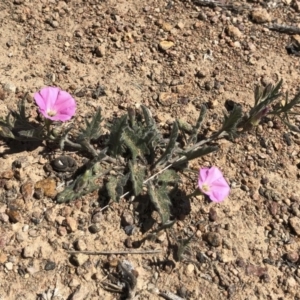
47;109;57;117
201;184;210;193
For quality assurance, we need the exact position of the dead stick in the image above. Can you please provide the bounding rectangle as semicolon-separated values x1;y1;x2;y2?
67;249;161;255
266;24;300;35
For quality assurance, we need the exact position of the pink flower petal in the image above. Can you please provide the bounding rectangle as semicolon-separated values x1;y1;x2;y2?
53;91;76;109
40;87;60;111
207;177;230;202
204;166;224;185
52;112;74;121
206;187;229;202
198;168;210;186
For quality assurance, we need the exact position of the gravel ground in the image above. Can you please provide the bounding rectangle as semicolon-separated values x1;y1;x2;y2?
1;0;300;299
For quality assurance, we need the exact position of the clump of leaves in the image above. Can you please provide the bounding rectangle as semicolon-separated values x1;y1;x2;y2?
1;79;300;256
239;79;300;132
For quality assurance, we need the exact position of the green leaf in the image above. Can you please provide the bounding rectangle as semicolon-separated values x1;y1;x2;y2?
129;160;145;196
157;169;180;185
141;105;162;158
218;104;243;139
176;233;195;261
123;127;149;162
254;79;282;107
106;176;118;202
18;129;44;141
147;182;171;225
108;114;128;157
141;105;155;127
56;155;109;203
77;108;102;142
177;119;193;133
56;166;101;203
174;145;219;167
106;173;129;202
188;105;207;145
154;121;178;167
0;125;15;139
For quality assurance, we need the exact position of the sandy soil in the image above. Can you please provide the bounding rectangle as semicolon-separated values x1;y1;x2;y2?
1;0;300;299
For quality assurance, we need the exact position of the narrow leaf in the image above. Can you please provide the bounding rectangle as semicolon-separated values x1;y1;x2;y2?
0;126;15;139
188;105;207;145
154;121;178;167
176;233;195;261
77;108;102;141
129;160;145;196
108;114;128;157
218;105;243;139
147;182;171;225
173;145;219;167
106;176;118;202
177;119;193;133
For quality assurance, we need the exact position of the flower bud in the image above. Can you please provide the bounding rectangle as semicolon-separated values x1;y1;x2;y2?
250;107;270;126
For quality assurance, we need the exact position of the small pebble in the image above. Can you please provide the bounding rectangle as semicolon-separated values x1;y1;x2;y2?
35;178;57;198
185;263;194;275
286;251;299;263
70;254;88;267
204;232;222;247
121;211;134;226
57;226;67;236
89;224;101;234
22;246;35;258
5;262;13;271
289;217;300;236
44;260;56;271
159;40;174;51
209;207;218;222
20;181;34;201
74;239;87;251
251;9;271;24
64;217;77;232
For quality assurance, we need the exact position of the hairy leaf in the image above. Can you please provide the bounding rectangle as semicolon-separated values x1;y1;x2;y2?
176;233;195;261
254;79;282;106
177;119;193;133
154;121;178;167
188;104;207;145
141;105;155;127
106;173;129;202
157;169;180;185
174;145;219;167
141;105;162;159
123;127;149;162
108;114;128;157
0;126;15;139
129;160;145;196
218;104;243;139
18;128;44;141
147;182;171;225
59;126;73;151
77;108;102;142
56;153;109;203
56;161;107;203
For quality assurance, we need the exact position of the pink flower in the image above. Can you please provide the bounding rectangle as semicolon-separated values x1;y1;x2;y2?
198;166;230;202
34;87;76;121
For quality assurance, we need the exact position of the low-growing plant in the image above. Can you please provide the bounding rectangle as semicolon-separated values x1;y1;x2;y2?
0;80;299;259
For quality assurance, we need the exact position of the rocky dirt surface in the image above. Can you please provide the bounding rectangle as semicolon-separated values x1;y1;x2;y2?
1;0;300;299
